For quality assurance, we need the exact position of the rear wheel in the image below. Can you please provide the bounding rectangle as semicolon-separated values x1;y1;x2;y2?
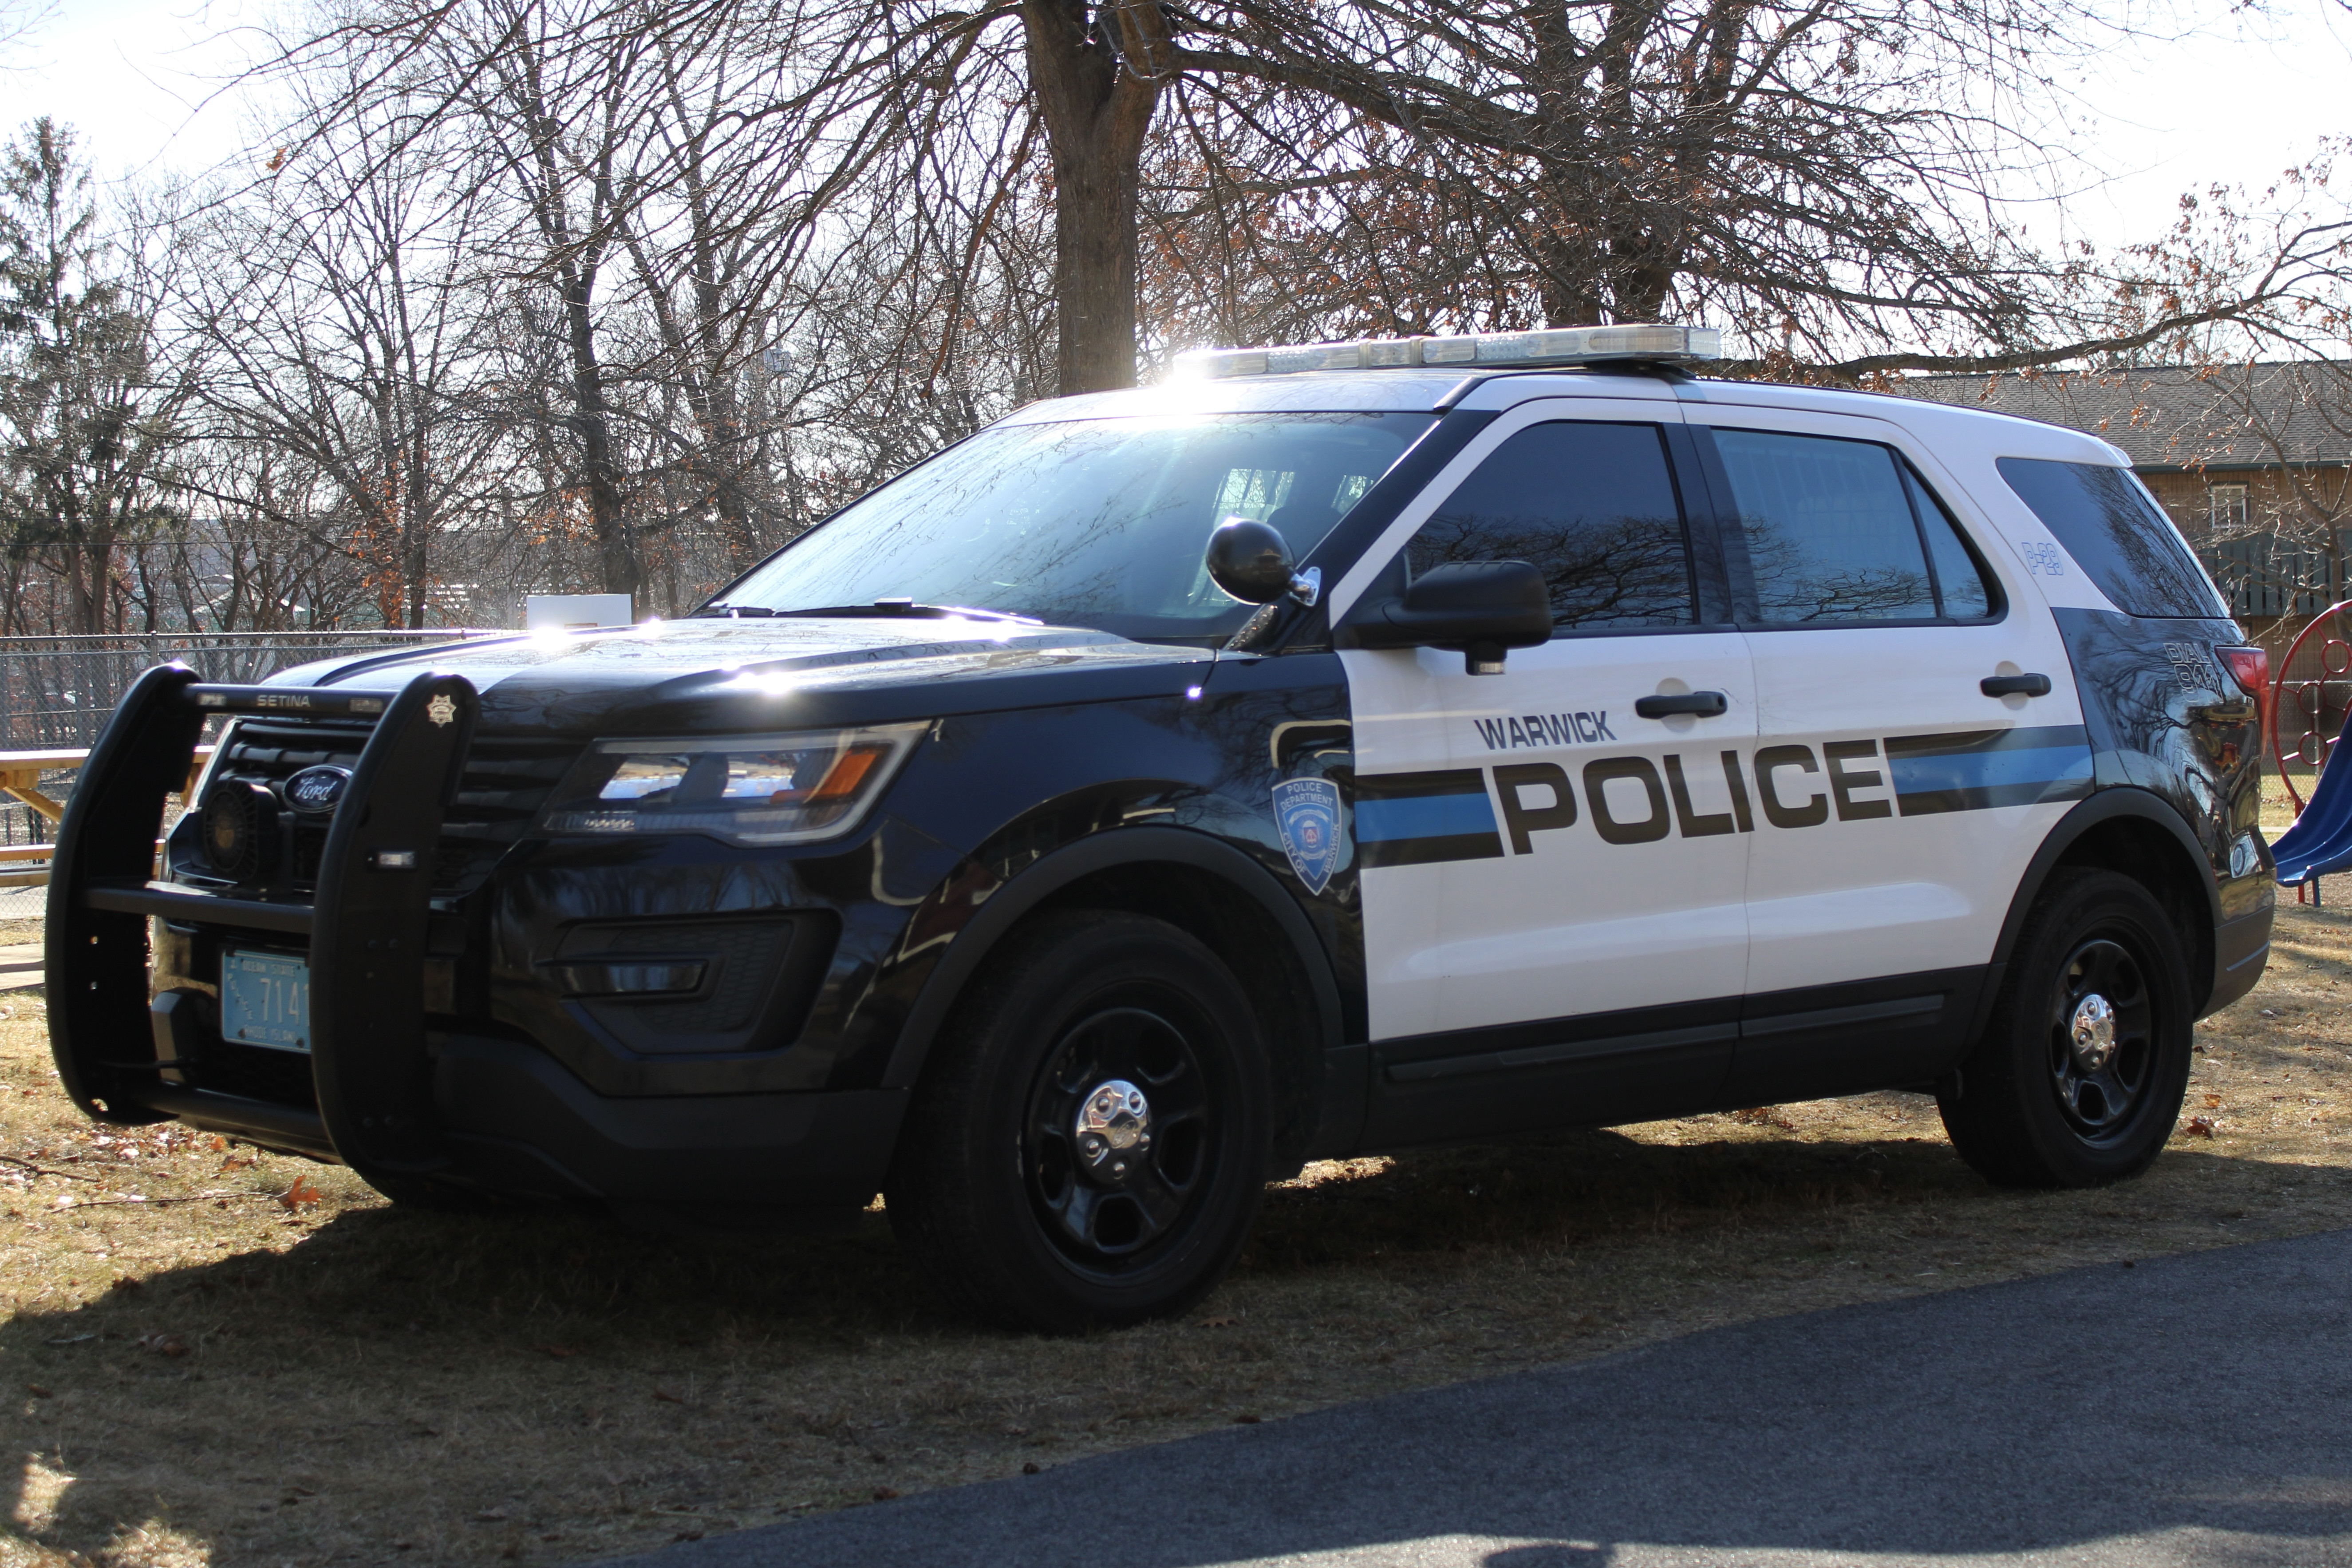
886;911;1271;1332
1938;869;2194;1187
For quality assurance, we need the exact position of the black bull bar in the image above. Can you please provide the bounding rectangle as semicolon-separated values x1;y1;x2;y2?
47;663;478;1180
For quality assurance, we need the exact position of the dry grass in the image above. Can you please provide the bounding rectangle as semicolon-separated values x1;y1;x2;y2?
4;899;2352;1568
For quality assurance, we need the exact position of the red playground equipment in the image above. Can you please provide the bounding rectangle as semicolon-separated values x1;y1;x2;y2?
2267;600;2352;902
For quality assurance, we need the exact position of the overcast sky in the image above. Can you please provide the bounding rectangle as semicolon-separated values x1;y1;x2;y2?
4;0;2348;265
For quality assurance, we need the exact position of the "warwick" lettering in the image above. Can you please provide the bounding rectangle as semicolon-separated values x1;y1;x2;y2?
1472;711;1616;751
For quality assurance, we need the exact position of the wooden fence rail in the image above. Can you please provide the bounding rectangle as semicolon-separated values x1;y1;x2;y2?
0;746;213;889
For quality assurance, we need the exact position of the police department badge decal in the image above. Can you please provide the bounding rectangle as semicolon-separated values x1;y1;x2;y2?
1271;778;1342;896
426;692;457;727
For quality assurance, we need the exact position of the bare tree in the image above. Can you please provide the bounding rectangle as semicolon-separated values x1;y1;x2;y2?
180;68;509;628
0;119;196;634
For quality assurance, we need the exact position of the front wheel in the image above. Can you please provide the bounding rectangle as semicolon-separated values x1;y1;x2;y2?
886;911;1272;1332
1938;869;2194;1187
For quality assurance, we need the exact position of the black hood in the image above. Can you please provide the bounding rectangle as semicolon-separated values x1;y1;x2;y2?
262;617;1216;735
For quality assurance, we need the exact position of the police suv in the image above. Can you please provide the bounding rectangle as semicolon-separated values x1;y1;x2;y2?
50;324;2272;1331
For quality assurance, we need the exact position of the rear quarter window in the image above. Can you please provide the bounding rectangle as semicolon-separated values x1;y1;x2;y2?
1995;457;2227;619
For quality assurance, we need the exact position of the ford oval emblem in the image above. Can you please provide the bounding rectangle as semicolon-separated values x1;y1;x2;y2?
283;764;352;815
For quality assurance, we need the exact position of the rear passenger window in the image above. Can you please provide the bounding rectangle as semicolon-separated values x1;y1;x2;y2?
1905;467;1998;619
1408;422;1694;632
1996;458;2227;619
1713;430;1938;624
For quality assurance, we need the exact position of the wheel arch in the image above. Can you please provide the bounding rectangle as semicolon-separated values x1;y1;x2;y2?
1990;789;2221;1022
881;826;1346;1173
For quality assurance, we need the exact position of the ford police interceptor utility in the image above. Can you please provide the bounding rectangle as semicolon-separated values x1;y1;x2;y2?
49;324;2272;1331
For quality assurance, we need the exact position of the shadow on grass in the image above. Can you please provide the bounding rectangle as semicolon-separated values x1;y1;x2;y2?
1243;1123;1989;1275
0;1125;2309;1565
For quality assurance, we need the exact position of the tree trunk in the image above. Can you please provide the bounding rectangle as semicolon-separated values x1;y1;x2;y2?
561;264;637;603
1020;0;1170;396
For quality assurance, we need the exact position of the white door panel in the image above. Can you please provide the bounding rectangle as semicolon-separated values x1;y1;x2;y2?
1348;631;1756;1040
1690;408;2084;995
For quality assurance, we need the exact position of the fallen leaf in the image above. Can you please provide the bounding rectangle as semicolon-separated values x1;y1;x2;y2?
1194;1314;1239;1328
110;1276;143;1292
136;1333;189;1358
871;1487;899;1502
2184;1116;2217;1138
651;1387;686;1404
1022;1461;1041;1475
25;1384;51;1398
2203;1094;2223;1109
278;1176;322;1211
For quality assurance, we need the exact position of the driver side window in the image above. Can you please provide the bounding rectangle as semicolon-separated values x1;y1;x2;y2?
1406;420;1697;633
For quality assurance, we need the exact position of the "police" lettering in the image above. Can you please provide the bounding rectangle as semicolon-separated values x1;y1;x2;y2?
1488;742;1902;853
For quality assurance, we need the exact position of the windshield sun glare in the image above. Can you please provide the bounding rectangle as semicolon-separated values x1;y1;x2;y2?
715;412;1434;644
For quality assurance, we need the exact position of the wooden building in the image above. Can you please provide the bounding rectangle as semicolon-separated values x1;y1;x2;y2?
1902;362;2352;650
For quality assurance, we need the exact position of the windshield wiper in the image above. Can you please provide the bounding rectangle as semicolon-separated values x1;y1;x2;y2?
698;598;1035;624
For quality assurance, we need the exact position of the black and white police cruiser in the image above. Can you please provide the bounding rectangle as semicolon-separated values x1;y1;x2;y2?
50;323;2273;1331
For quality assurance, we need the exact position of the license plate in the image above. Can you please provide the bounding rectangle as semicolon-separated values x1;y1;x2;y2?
220;950;311;1053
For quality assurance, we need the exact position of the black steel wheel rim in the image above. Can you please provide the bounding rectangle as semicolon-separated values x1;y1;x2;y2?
2046;935;2155;1142
1024;1000;1218;1270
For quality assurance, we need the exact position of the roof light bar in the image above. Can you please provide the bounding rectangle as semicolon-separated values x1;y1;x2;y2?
1173;324;1723;381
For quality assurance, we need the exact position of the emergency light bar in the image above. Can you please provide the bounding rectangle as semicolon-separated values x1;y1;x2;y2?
1172;323;1723;380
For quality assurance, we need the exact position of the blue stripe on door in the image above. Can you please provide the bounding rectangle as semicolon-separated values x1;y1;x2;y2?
1353;769;1505;867
1885;725;2094;814
1355;792;1499;842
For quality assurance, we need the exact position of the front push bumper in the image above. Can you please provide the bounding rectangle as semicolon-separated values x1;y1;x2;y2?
48;664;901;1211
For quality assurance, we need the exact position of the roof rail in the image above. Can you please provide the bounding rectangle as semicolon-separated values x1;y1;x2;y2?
1172;323;1722;381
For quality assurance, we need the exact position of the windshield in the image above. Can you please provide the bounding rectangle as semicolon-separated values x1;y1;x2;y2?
714;412;1435;644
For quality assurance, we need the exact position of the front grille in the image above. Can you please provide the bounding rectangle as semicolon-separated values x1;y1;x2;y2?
193;718;581;897
435;735;582;893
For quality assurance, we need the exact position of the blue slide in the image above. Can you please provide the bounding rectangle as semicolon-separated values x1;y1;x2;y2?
2271;710;2352;885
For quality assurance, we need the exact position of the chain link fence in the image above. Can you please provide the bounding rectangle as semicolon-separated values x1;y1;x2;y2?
0;631;501;850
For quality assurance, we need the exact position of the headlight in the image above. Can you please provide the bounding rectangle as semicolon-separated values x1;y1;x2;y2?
534;723;926;846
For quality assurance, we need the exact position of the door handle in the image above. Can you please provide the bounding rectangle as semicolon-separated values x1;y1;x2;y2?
1634;691;1729;719
1981;673;2052;698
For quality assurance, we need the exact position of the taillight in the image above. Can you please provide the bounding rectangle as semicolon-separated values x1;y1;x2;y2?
2216;645;2269;700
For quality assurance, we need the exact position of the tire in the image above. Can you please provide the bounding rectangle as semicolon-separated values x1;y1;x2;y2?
886;910;1273;1332
1938;868;2194;1188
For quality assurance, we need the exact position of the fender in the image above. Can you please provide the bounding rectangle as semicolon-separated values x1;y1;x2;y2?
1977;786;2224;1038
879;825;1348;1140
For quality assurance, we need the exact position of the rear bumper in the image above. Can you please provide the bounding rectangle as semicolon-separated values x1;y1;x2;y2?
2207;901;2274;1016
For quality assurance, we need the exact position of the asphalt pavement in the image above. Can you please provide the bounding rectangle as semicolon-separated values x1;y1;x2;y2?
609;1227;2352;1568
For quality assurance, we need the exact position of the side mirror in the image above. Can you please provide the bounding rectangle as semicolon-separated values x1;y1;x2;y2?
1206;518;1321;607
1338;561;1551;675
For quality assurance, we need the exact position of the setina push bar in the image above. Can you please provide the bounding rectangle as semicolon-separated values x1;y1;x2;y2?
47;663;478;1185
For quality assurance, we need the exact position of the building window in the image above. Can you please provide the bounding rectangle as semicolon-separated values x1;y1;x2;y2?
2211;483;2250;534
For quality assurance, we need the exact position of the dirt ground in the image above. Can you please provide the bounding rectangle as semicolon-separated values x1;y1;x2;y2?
5;887;2351;1567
